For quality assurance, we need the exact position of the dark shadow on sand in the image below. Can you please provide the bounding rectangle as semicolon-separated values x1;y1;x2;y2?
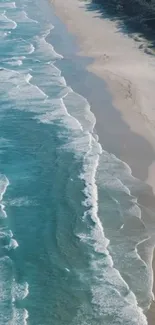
48;11;155;184
82;0;155;54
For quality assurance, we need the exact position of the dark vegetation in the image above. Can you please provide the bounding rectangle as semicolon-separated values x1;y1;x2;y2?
86;0;155;44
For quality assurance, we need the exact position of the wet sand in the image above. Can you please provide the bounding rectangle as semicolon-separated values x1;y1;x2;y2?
49;0;155;323
51;0;155;192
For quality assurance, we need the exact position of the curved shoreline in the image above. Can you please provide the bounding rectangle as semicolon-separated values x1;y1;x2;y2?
49;0;155;323
51;0;155;191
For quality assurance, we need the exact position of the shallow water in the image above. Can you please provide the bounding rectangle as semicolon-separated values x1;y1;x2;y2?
0;0;153;324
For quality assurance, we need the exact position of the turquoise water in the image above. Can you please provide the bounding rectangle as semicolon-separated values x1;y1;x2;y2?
0;0;153;324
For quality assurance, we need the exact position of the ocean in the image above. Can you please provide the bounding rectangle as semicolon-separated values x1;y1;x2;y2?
0;0;154;324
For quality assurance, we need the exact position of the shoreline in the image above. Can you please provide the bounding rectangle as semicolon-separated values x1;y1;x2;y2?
51;0;155;192
147;248;155;323
49;0;155;323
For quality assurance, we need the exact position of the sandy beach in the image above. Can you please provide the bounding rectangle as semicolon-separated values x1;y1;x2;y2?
51;0;155;192
50;0;155;323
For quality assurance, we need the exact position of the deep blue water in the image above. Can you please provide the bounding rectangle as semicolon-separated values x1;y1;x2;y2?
0;0;153;324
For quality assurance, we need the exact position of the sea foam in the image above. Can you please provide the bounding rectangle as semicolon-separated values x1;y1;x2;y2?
0;0;152;323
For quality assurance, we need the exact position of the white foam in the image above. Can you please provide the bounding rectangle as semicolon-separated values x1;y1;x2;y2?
23;10;38;23
7;196;33;207
0;2;16;9
12;280;29;301
4;58;23;66
0;175;9;219
28;22;153;315
0;174;9;202
0;256;28;324
75;140;148;323
0;37;35;57
1;68;48;104
46;61;62;76
12;308;29;325
0;0;151;322
7;238;19;249
30;63;71;98
34;34;63;60
28;26;144;321
63;90;96;133
0;256;13;302
0;30;8;37
8;9;38;23
95;150;154;310
1;11;17;30
12;279;29;324
0;176;19;254
74;128;143;321
66;109;149;324
53;80;145;322
36;97;84;131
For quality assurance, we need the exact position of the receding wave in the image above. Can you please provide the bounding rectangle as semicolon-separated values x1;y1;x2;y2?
0;0;153;324
0;174;28;324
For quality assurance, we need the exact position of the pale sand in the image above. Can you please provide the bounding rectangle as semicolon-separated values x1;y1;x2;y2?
51;0;155;193
50;0;155;322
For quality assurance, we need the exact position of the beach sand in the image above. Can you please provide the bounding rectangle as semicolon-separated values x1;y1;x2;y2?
51;0;155;191
50;0;155;323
